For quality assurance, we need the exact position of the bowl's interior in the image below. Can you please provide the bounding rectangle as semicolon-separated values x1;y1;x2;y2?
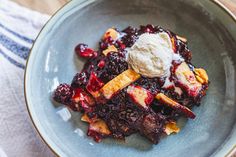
25;0;236;157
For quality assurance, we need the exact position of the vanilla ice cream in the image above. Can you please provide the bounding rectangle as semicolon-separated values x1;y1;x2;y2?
127;32;183;78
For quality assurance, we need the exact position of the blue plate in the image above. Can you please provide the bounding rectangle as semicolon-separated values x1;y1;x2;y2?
25;0;236;156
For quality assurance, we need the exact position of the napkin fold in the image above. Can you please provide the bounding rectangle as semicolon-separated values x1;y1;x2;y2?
0;0;53;156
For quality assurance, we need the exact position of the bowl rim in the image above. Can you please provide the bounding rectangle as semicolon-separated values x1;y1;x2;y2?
24;0;236;156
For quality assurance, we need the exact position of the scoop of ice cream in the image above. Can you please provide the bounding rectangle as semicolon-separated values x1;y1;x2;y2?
127;32;183;78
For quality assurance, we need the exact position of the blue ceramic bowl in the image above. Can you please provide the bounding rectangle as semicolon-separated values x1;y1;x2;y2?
25;0;236;156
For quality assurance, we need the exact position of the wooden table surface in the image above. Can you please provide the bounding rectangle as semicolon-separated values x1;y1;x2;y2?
11;0;236;15
12;0;70;15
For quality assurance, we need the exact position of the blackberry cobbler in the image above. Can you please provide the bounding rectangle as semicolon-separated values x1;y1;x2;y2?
53;25;209;144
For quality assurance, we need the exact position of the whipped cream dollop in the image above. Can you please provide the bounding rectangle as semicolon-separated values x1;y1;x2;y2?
127;32;183;78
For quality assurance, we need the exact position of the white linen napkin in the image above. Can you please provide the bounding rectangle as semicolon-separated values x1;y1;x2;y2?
0;0;54;156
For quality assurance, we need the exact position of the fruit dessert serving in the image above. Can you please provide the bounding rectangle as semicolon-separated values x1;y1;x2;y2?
53;24;209;144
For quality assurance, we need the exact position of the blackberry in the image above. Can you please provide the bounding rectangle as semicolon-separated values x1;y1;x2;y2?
135;77;161;95
53;83;73;104
121;34;138;47
99;53;128;82
107;53;127;73
71;71;88;88
121;26;139;47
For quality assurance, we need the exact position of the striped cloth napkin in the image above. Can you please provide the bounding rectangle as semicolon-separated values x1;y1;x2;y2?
0;0;54;156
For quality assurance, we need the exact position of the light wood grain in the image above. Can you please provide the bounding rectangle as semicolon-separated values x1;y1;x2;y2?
11;0;236;16
219;0;236;15
11;0;69;15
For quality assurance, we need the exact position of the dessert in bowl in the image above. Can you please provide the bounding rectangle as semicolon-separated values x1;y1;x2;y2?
53;25;209;144
24;0;236;156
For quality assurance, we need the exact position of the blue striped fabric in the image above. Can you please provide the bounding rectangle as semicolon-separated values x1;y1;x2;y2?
0;33;30;59
0;24;32;69
0;22;34;44
0;1;49;70
0;49;26;69
0;1;53;156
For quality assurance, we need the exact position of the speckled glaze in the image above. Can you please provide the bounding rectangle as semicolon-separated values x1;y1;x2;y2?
25;0;236;157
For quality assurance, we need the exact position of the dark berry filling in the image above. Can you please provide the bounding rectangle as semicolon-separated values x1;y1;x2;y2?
71;71;88;88
98;52;128;82
53;83;73;104
53;25;209;144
